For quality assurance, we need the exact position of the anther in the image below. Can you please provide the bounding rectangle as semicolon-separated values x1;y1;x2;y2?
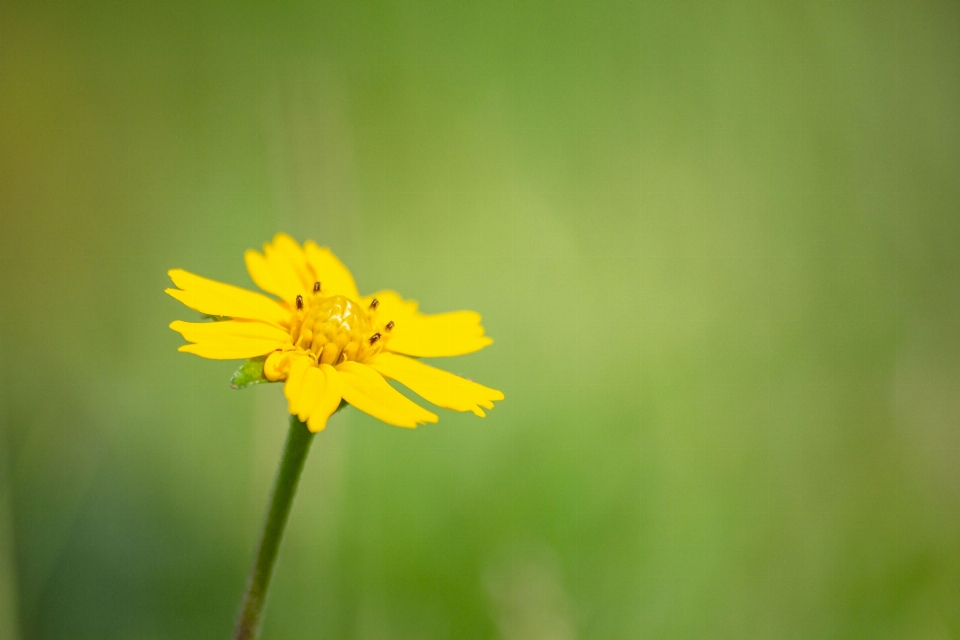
369;332;381;345
313;281;321;293
296;294;303;310
385;321;394;331
369;298;379;310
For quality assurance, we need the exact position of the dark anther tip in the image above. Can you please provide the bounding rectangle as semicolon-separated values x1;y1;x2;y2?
296;294;303;309
370;298;379;310
385;321;395;331
369;332;381;345
313;281;321;292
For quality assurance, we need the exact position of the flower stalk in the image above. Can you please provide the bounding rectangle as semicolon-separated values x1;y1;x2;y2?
233;415;315;640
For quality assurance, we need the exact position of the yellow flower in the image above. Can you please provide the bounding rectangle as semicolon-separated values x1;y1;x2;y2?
167;233;503;432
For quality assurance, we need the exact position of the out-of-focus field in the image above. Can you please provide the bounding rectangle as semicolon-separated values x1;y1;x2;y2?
2;2;959;638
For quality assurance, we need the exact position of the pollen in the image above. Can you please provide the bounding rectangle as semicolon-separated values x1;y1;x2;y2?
288;293;390;365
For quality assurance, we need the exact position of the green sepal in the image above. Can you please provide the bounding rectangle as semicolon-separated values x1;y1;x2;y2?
231;355;272;389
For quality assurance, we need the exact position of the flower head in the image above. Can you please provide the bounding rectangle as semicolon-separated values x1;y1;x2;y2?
167;233;503;432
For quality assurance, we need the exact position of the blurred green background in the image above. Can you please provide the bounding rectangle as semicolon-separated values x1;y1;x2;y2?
2;1;960;638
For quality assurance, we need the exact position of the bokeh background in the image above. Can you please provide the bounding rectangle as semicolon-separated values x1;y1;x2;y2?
2;2;960;638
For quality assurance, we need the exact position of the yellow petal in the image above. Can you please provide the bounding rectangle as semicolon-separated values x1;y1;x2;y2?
169;320;291;361
244;233;312;303
244;250;290;303
361;290;419;319
284;355;314;416
365;291;493;357
280;234;318;284
303;242;361;301
264;350;286;380
166;269;288;326
367;352;503;417
169;319;291;344
386;311;492;357
336;361;438;428
264;349;305;381
296;366;327;422
177;340;284;360
305;364;343;433
283;362;344;432
264;234;312;298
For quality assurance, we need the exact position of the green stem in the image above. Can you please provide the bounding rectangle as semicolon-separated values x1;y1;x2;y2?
234;415;315;640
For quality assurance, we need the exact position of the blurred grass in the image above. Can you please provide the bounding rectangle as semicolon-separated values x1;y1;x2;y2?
2;1;960;639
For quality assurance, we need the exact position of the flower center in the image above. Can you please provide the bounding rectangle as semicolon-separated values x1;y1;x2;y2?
288;292;388;365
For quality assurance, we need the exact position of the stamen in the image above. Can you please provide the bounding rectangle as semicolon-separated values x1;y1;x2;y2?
288;294;381;366
385;321;394;331
369;298;379;310
313;281;321;293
